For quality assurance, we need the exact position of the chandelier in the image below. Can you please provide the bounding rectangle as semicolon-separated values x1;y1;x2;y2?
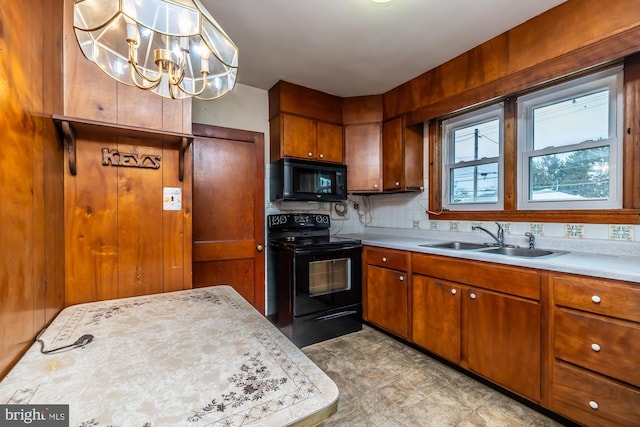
73;0;238;100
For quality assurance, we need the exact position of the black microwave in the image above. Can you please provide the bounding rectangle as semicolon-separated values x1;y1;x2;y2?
270;158;348;202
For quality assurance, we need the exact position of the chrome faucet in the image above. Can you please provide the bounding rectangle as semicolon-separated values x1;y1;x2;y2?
524;232;536;249
472;221;504;247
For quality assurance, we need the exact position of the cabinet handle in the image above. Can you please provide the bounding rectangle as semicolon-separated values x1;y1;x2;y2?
470;292;477;300
591;343;601;352
591;295;602;304
382;257;387;262
319;153;324;158
589;400;599;410
373;184;379;189
308;152;313;157
399;275;404;281
395;181;400;186
451;289;457;295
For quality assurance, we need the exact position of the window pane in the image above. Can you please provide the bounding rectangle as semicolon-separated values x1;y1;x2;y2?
450;163;498;204
453;119;500;163
529;146;610;201
533;90;609;150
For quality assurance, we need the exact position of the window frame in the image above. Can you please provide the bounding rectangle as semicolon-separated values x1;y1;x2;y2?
517;67;623;210
442;103;504;211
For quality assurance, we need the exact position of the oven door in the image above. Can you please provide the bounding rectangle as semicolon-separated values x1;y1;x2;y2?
293;245;362;317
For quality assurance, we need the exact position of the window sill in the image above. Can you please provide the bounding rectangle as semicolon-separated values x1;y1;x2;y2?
426;209;640;224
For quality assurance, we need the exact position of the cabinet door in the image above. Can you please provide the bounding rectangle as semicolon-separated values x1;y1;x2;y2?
366;265;408;338
282;114;316;159
317;121;343;163
383;117;403;191
345;123;382;192
412;275;461;363
466;288;541;402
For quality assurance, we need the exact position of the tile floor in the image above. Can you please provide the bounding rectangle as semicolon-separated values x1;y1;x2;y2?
302;325;569;427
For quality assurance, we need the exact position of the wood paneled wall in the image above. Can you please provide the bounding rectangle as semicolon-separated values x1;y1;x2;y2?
62;0;192;134
64;137;192;305
385;0;640;124
61;0;193;305
0;0;65;379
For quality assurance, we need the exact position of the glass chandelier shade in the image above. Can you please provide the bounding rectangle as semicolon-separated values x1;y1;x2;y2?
73;0;238;100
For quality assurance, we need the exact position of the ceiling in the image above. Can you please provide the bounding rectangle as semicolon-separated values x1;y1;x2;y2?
200;0;566;98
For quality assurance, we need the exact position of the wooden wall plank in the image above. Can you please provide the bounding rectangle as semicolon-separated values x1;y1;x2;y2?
162;144;185;292
65;136;119;305
116;140;164;298
0;0;64;379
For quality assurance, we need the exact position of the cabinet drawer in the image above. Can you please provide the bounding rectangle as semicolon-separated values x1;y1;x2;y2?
552;361;640;427
554;309;640;387
366;247;408;271
553;273;640;322
412;253;540;300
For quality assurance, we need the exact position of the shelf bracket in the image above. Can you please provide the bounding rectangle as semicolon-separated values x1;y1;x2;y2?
179;136;191;182
60;120;77;175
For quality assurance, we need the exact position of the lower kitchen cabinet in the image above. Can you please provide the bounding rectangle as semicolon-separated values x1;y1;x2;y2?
412;253;542;403
465;287;541;401
550;272;640;427
412;275;461;363
364;247;410;339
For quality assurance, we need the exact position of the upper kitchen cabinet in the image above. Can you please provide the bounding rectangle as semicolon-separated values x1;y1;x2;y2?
61;0;191;135
344;95;384;193
269;81;343;163
269;114;343;162
382;116;423;192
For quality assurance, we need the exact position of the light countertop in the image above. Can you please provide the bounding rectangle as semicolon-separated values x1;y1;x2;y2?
341;231;640;284
0;286;339;426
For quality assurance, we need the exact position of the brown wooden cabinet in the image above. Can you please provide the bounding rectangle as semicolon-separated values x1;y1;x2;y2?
270;113;343;162
412;253;542;402
465;286;541;401
344;123;383;192
268;81;343;163
412;275;461;363
364;247;410;339
382;116;423;192
550;273;640;427
343;95;384;193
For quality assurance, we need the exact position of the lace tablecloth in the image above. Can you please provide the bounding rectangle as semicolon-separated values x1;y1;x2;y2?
0;286;339;426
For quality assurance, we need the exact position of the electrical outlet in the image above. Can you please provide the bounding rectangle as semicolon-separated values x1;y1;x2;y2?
353;202;360;210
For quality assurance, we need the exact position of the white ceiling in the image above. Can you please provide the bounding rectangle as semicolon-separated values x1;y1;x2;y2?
200;0;566;98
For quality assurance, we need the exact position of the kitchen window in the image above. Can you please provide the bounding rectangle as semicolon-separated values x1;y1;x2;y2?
442;104;504;211
517;67;623;210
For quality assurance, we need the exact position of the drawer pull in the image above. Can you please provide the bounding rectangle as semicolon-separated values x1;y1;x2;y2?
591;343;601;352
382;257;388;262
470;292;477;300
589;400;599;410
591;295;602;304
451;289;457;295
399;275;404;281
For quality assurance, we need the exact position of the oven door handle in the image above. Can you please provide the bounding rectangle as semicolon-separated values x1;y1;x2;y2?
294;244;362;255
314;310;359;322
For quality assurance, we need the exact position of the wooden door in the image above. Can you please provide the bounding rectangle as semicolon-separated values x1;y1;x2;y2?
366;265;408;338
412;275;462;363
316;121;343;162
465;287;541;402
192;124;265;313
344;123;382;192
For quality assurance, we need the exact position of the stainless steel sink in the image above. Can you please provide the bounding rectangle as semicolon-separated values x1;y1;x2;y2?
481;247;558;257
420;241;491;250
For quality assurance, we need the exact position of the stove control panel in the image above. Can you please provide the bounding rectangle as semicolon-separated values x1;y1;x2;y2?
268;213;331;229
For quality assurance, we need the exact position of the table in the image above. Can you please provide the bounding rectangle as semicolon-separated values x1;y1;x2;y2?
0;286;339;426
